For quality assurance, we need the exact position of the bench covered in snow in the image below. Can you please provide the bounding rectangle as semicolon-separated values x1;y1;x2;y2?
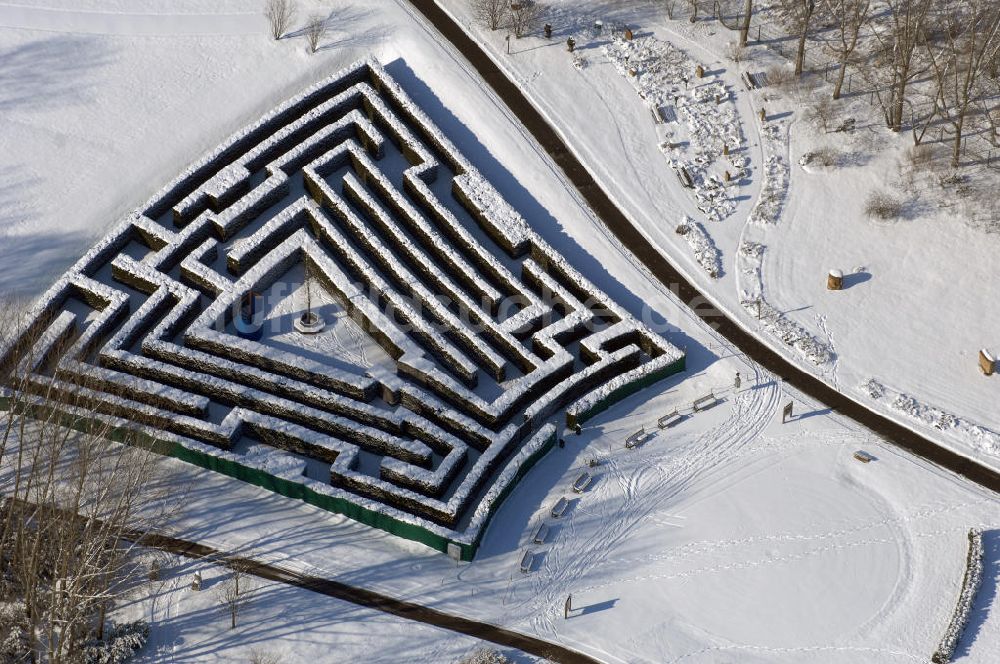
551;497;568;518
532;522;549;544
693;391;719;412
676;165;695;189
742;71;764;90
572;471;593;493
520;549;534;573
657;410;683;428
625;426;646;449
853;450;874;463
653;105;677;124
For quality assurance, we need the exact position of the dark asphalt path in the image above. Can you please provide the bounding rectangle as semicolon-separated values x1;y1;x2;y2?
405;0;1000;494
139;532;602;664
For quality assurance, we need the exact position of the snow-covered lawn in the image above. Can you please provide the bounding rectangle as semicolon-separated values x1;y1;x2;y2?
118;554;537;663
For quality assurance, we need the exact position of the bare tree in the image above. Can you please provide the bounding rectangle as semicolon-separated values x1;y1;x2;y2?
688;0;701;22
664;0;679;20
926;0;1000;165
249;648;282;664
869;0;934;131
216;559;254;629
0;298;180;662
304;14;328;54
823;0;871;99
471;0;508;31
739;0;754;47
779;0;818;76
264;0;297;41
509;1;544;38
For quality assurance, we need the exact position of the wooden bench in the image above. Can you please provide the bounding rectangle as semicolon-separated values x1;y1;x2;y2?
742;71;765;90
676;165;695;189
692;391;718;412
655;105;677;124
551;497;568;518
853;450;874;463
625;427;646;449
532;522;549;544
657;410;684;428
520;549;534;573
572;471;593;493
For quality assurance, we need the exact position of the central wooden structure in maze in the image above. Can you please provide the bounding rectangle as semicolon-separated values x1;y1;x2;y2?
0;60;684;558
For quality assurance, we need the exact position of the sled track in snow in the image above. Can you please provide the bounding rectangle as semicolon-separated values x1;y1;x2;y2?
501;362;780;636
405;0;1000;495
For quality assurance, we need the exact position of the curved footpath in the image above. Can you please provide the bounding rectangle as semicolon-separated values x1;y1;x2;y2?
404;0;1000;493
139;532;601;664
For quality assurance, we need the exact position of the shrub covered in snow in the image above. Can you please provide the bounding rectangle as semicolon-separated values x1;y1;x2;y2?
931;530;984;664
458;646;510;664
864;190;902;220
84;620;149;664
675;216;722;278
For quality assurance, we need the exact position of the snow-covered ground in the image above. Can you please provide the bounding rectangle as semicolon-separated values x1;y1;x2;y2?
2;1;1000;662
116;552;538;664
431;0;1000;472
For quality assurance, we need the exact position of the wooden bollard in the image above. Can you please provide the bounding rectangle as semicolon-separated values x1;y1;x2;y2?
759;107;766;122
827;269;843;291
724;170;731;182
624;27;634;41
722;143;729;155
695;64;704;78
980;349;996;376
628;66;638;77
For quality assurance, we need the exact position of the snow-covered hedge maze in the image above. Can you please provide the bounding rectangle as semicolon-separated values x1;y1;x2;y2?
0;60;684;559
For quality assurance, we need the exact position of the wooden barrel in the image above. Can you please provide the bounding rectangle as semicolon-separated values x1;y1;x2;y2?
827;269;843;290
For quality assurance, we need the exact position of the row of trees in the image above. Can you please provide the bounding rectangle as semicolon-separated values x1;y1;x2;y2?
472;0;545;38
467;0;998;164
264;0;329;53
716;0;1000;164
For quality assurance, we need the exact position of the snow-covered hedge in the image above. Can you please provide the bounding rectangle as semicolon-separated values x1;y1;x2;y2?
84;620;149;664
931;529;984;663
862;379;1000;458
676;216;722;278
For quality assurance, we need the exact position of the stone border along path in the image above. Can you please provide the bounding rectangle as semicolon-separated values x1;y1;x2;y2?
404;0;1000;494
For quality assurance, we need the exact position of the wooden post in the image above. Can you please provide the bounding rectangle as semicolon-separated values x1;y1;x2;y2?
759;107;766;122
565;594;573;618
724;170;731;182
827;269;843;290
696;64;705;78
624;27;634;40
980;349;995;376
782;401;793;423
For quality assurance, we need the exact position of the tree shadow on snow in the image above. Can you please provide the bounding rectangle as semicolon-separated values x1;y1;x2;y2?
0;34;114;112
